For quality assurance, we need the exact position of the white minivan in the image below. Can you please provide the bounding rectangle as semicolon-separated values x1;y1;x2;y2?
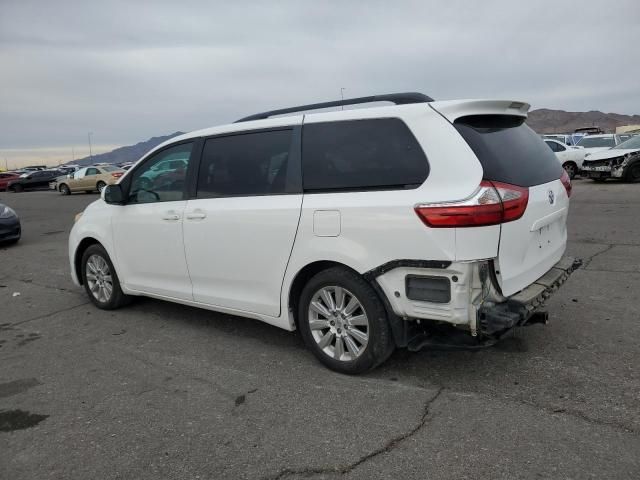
69;93;579;373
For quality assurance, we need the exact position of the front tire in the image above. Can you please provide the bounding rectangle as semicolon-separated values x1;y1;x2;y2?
298;267;394;374
81;244;131;309
623;161;640;183
562;162;577;180
59;184;71;195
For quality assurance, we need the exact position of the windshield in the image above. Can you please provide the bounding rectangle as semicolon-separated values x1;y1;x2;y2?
576;136;616;148
613;135;640;150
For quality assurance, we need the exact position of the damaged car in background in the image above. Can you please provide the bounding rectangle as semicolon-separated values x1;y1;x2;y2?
582;135;640;182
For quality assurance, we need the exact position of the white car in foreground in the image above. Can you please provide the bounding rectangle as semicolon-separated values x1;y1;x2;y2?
544;139;585;179
69;92;578;373
582;135;640;182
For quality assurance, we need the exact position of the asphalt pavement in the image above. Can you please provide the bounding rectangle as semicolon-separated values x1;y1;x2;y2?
1;180;639;479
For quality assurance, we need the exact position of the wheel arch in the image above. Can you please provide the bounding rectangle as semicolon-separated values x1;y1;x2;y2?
287;260;361;329
74;237;102;285
285;259;408;346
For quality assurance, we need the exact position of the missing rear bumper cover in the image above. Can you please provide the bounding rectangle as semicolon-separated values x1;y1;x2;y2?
478;255;582;337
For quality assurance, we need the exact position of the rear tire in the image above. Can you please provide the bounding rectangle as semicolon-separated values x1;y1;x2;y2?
297;267;395;374
13;184;23;192
96;181;107;192
81;244;132;310
592;178;606;183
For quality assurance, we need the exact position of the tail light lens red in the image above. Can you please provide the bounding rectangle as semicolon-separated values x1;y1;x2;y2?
560;170;572;197
111;172;124;178
415;181;529;228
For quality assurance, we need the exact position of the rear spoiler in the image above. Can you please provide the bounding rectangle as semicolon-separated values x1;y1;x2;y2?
430;99;530;123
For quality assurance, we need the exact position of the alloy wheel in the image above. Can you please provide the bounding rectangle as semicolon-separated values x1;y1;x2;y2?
85;254;113;303
308;286;369;361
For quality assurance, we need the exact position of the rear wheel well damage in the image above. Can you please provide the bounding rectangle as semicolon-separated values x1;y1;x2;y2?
288;260;408;347
74;237;101;285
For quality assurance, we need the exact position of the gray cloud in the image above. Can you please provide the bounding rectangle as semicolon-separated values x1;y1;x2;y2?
1;0;639;153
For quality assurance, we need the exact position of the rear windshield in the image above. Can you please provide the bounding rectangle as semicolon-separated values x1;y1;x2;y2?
454;115;563;187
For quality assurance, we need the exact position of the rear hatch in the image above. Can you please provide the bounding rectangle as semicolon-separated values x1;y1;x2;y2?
448;110;569;296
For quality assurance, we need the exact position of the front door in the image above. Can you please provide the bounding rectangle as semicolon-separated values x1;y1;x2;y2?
111;142;196;300
183;127;303;317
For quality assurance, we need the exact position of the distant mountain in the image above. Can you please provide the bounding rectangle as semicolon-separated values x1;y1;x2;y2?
67;132;185;166
527;109;640;134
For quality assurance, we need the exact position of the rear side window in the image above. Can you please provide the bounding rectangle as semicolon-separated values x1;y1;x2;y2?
197;129;294;198
302;118;428;192
454;115;563;187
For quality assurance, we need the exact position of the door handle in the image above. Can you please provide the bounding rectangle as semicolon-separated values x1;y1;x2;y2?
186;211;207;220
162;212;181;221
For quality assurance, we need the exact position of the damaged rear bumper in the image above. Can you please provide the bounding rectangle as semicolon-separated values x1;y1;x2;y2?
478;255;582;337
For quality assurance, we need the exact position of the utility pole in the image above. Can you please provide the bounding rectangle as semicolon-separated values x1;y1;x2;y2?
88;132;93;163
340;88;346;110
72;147;75;163
3;157;8;171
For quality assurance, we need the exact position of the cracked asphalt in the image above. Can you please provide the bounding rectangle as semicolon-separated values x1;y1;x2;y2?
1;180;639;479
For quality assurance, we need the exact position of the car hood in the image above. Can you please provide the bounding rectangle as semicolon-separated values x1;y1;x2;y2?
580;147;614;155
585;148;640;161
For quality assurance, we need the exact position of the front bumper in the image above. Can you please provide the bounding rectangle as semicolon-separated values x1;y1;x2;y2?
478;255;582;336
0;216;21;241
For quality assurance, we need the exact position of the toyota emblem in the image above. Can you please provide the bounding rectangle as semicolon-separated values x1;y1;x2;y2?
548;190;555;205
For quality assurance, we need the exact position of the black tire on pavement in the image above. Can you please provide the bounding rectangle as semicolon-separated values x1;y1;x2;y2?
81;243;132;310
297;266;395;374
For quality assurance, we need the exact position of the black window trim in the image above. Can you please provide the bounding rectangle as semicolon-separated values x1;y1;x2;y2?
300;116;430;194
189;125;303;200
120;138;202;205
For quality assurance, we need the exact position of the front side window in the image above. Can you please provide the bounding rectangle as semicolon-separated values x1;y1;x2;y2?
128;142;194;204
302;118;428;192
75;168;87;179
197;129;294;198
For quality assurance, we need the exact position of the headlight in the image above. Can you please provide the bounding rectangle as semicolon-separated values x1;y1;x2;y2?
0;206;16;219
74;212;84;223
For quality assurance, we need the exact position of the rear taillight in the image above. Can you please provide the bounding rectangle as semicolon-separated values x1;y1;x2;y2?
560;170;572;197
415;181;529;228
111;172;124;178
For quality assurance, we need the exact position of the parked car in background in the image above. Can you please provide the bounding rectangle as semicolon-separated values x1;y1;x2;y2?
70;92;577;374
0;202;21;244
7;169;64;192
0;172;20;191
575;134;625;156
544;139;585;179
582;135;640;182
57;165;125;195
543;134;578;146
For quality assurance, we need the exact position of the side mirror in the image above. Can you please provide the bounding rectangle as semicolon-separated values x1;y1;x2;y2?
103;184;125;204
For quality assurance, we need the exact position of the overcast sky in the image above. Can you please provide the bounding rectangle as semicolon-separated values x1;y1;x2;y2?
1;0;639;167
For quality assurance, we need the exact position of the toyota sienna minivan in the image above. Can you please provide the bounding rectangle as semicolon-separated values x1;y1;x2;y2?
69;93;579;373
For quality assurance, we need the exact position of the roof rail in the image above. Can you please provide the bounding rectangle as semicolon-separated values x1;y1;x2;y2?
234;92;434;123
